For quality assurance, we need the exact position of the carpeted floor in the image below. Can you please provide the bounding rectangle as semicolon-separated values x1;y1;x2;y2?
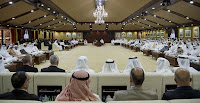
35;43;174;72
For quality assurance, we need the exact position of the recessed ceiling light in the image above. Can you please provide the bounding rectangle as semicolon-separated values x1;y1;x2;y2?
157;23;160;25
186;17;189;19
61;16;63;18
44;15;47;17
106;24;108;25
168;10;171;12
144;19;146;20
138;21;140;23
137;16;139;18
31;10;34;12
48;26;50;27
190;0;194;4
9;2;13;4
169;21;171;22
12;18;15;20
41;4;44;6
133;23;134;25
154;15;156;17
53;19;55;20
54;27;56;28
152;7;155;10
29;21;31;23
47;8;50;10
53;11;56;13
40;24;42;25
15;26;18;27
7;25;9;26
59;21;61;23
149;25;151;27
22;27;24;28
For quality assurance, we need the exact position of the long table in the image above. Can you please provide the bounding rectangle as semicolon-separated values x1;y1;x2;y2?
165;55;178;66
143;49;152;56
152;51;165;59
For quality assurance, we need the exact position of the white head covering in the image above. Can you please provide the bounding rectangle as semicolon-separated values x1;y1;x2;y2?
0;56;10;72
101;59;120;73
71;56;95;73
172;56;198;73
123;56;145;73
156;57;172;73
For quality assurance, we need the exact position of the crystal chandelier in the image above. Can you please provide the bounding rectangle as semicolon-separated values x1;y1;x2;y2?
93;1;108;24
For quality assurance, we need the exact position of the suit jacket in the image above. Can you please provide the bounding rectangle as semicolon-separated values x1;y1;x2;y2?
20;49;28;54
0;89;39;101
41;65;65;72
113;86;158;101
162;86;200;100
16;65;38;72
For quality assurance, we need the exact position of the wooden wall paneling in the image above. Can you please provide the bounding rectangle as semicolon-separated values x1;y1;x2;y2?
30;30;34;40
17;29;22;41
11;28;17;43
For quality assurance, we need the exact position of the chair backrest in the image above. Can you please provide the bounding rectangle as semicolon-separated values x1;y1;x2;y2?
60;42;65;45
41;42;48;51
162;73;176;97
98;73;130;99
0;100;41;103
65;73;98;94
0;73;3;94
2;72;34;94
108;100;170;103
169;99;200;103
52;43;60;51
142;72;163;99
46;101;103;103
33;73;66;95
192;72;200;90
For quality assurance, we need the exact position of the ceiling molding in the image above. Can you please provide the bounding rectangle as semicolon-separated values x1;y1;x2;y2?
163;8;198;22
150;14;178;25
0;0;20;9
3;8;39;22
22;14;50;25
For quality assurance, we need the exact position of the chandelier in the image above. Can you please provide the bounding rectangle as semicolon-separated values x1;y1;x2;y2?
93;1;108;24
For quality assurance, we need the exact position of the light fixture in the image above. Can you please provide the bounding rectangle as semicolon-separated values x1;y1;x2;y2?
157;23;160;25
40;24;42;25
12;18;15;20
149;25;151;27
93;1;108;24
154;15;156;17
53;19;55;20
31;10;34;12
64;23;66;25
53;11;56;13
41;4;44;6
22;27;24;28
133;23;134;25
190;0;194;4
186;17;189;19
7;25;9;26
29;21;31;23
137;15;139;18
152;7;155;10
61;16;63;18
9;1;13;4
191;24;193;26
44;15;47;17
48;26;50;27
138;21;140;23
15;26;18;27
59;21;61;23
144;19;146;20
64;18;67;19
167;10;170;12
169;21;171;22
47;8;50;10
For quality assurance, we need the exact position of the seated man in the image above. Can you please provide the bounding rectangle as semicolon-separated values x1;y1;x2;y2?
41;55;66;72
16;55;38;72
123;57;145;73
0;56;10;72
113;67;158;101
100;59;120;73
162;68;200;100
71;56;95;73
7;45;24;59
0;71;39;100
155;57;172;73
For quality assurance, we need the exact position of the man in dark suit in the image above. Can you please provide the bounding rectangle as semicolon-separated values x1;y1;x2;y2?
162;68;200;100
16;55;38;72
0;71;39;100
41;55;65;72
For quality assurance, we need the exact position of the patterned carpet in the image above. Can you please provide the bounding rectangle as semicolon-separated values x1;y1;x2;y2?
35;43;174;72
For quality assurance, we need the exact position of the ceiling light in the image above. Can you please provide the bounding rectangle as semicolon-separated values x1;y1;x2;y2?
22;27;24;28
152;7;155;10
137;15;139;18
142;27;144;28
7;25;9;26
44;15;47;17
40;24;42;25
59;21;61;23
157;23;160;25
15;26;18;27
190;0;194;4
54;27;56;28
191;24;193;26
154;15;156;17
53;19;55;20
133;23;134;25
53;11;56;13
9;2;13;4
186;17;189;19
144;19;146;20
31;10;34;12
64;18;67;19
41;4;44;6
47;8;50;10
169;21;171;22
149;25;151;27
163;19;165;20
48;26;50;27
12;18;15;20
132;18;135;20
145;11;148;13
29;21;31;23
167;10;170;12
61;16;63;18
106;24;108;25
138;21;140;23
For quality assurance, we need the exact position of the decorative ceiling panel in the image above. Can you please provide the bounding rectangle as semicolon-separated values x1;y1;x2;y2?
0;1;35;21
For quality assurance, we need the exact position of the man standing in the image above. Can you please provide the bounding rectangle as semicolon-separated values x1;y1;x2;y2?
0;71;39;100
113;67;158;101
162;68;200;100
